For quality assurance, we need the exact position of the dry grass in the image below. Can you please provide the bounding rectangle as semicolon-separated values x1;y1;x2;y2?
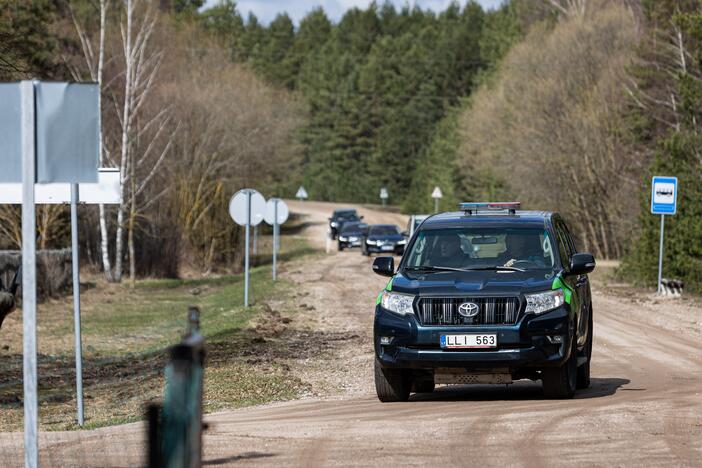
0;237;317;432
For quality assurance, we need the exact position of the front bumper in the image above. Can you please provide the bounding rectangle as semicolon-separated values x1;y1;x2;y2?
374;304;573;371
339;237;362;248
365;243;406;255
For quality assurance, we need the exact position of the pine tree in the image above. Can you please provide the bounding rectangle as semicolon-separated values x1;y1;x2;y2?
251;13;295;88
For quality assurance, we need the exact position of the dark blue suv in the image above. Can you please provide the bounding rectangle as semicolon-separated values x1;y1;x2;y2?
372;203;595;401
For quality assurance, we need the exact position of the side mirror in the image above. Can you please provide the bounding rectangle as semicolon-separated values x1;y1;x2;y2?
567;253;595;276
372;256;394;277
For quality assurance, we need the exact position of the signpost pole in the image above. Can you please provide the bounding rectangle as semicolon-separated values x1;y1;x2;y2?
70;184;84;426
20;80;38;468
253;225;257;256
245;191;251;307
657;214;665;294
273;200;278;281
434;198;438;213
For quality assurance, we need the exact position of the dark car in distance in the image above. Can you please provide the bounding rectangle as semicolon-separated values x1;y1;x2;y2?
362;224;407;256
372;202;595;402
329;209;362;240
338;222;369;250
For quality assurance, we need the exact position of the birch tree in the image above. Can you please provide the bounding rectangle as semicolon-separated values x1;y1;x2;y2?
116;0;175;286
68;0;174;284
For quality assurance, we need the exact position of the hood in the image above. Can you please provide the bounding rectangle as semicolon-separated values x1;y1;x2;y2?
390;269;558;296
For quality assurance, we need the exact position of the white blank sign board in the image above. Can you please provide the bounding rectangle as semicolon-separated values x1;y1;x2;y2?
229;190;266;226
0;82;99;183
264;199;289;225
0;168;120;204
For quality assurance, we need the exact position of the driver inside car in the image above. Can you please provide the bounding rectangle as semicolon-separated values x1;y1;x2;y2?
498;233;546;267
429;233;467;268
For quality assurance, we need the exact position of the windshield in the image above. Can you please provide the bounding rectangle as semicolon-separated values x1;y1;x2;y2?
334;210;357;219
370;226;399;236
403;227;556;271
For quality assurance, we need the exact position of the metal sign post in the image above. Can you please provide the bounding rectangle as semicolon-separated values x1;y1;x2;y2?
253;225;258;256
229;189;266;307
432;186;443;213
380;187;389;207
20;80;39;468
264;199;289;281
70;184;84;426
245;193;251;307
650;176;678;294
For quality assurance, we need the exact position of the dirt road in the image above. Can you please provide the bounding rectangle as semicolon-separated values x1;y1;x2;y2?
1;201;701;467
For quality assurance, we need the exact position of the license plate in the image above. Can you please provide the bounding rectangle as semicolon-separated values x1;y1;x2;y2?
381;245;394;251
441;334;497;349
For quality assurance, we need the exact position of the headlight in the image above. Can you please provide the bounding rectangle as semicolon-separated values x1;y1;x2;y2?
397;239;407;245
366;239;378;245
330;221;338;227
380;291;415;315
339;236;348;241
525;289;564;315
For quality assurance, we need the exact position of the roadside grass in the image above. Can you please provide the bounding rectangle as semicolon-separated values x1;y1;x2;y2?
0;236;316;432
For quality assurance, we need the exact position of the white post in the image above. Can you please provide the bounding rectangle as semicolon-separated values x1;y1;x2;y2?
244;191;251;307
21;80;38;468
70;184;84;426
434;197;439;213
657;214;665;294
253;224;257;256
273;200;278;281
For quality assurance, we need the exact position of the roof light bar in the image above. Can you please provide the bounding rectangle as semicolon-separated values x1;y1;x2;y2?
459;202;521;215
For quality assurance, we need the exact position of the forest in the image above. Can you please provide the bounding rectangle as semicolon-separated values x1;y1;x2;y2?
1;0;701;290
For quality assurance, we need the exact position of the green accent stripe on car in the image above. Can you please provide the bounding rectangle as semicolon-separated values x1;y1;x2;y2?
376;277;395;305
385;277;394;291
552;276;573;304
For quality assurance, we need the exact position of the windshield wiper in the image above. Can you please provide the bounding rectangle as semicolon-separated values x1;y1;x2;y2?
404;265;527;273
404;266;467;273
462;266;526;272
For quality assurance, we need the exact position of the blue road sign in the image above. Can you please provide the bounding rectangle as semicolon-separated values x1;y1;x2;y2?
651;176;678;215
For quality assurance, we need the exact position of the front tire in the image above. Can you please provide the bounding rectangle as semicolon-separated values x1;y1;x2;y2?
542;335;577;399
374;359;411;402
338;243;344;251
577;308;593;389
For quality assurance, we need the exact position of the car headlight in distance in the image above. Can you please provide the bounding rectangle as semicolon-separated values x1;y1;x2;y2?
525;289;564;315
397;239;407;245
381;291;415;315
339;236;348;241
331;221;338;227
366;239;378;245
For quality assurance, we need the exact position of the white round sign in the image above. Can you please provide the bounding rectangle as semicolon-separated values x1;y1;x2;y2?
264;198;289;225
229;189;266;226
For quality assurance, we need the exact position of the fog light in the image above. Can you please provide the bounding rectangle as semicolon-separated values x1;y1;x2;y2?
380;336;393;345
547;335;564;344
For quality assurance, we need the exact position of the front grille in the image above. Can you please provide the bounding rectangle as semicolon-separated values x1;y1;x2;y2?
416;297;520;326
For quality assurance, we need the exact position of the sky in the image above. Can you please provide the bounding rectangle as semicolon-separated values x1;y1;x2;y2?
203;1;506;25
